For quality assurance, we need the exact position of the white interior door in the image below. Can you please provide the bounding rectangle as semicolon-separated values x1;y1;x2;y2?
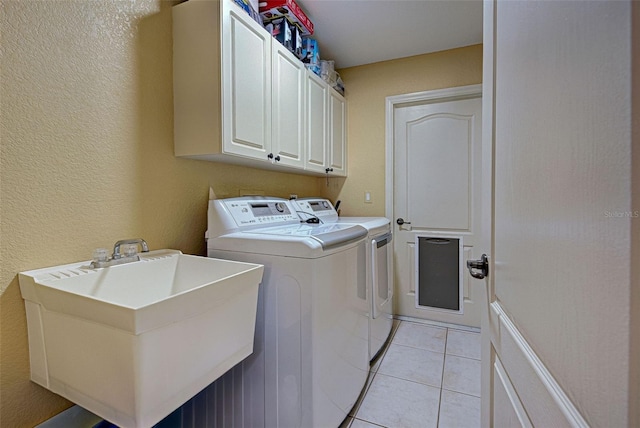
387;86;483;328
480;1;635;426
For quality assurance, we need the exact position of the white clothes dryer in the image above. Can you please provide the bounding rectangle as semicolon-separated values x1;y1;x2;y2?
292;198;393;361
206;197;369;428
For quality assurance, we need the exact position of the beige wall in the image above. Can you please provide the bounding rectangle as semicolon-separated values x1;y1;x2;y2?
326;45;483;217
0;1;320;426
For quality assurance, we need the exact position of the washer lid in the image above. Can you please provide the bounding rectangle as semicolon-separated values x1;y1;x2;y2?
250;223;367;250
334;217;391;236
291;199;391;235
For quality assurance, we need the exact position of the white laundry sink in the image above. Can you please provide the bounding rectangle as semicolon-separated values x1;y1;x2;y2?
19;250;263;428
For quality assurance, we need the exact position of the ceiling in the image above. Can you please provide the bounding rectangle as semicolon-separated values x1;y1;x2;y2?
295;0;483;69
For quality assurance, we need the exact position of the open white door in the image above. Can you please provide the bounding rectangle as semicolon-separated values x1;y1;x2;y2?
477;1;637;427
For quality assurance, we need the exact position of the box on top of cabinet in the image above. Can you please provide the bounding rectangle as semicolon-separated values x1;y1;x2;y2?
302;38;320;75
266;15;303;58
259;0;314;36
233;0;262;24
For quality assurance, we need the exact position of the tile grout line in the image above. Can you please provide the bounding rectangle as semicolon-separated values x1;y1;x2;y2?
355;320;481;427
353;417;387;428
445;352;481;362
384;341;447;355
390;321;449;355
350;370;376;420
440;386;481;399
394;315;480;333
436;327;449;428
441;329;483;405
371;371;443;391
350;320;402;424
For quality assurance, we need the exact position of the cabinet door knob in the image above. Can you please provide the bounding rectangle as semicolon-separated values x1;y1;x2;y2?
325;168;334;173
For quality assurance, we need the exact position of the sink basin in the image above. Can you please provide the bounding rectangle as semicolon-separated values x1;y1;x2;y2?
19;250;263;428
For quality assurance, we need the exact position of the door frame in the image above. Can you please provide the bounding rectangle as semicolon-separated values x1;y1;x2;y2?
481;2;495;425
384;84;483;324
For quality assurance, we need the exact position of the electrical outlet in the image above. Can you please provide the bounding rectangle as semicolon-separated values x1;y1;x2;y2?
364;191;372;204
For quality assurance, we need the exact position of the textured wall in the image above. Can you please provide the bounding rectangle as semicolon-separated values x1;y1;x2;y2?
330;45;483;217
0;1;319;426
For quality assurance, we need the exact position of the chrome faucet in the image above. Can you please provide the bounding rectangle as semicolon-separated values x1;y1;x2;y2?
113;238;149;259
90;238;149;269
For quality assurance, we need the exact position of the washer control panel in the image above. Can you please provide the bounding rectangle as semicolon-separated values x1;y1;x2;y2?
223;199;299;226
293;198;339;222
294;199;331;211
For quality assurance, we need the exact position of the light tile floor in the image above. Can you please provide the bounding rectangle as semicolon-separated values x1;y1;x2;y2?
341;320;481;428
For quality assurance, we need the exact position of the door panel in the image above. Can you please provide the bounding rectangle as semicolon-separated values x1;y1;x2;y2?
487;303;587;427
482;0;633;426
391;91;482;327
492;357;532;428
407;114;471;230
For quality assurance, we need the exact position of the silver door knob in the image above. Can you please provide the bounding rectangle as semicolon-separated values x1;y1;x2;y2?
467;254;489;279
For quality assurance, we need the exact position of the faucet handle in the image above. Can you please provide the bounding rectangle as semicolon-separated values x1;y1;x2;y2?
122;244;138;257
92;248;109;263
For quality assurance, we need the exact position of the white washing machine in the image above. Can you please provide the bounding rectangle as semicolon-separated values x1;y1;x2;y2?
206;197;369;428
292;198;393;361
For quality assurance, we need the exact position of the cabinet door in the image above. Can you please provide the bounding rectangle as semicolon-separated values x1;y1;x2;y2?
304;71;327;173
328;88;347;176
272;44;305;168
222;3;272;159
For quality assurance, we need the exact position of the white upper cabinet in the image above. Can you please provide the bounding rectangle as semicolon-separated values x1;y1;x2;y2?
173;0;346;177
304;71;327;174
304;72;347;177
328;88;347;176
271;43;305;169
222;4;272;159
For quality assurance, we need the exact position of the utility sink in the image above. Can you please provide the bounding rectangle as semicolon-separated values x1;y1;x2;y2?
19;250;263;428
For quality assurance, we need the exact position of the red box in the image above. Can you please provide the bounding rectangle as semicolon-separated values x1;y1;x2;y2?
259;0;314;36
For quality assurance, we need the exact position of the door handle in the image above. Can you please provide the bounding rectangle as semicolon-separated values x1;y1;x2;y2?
467;254;489;279
396;218;411;226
